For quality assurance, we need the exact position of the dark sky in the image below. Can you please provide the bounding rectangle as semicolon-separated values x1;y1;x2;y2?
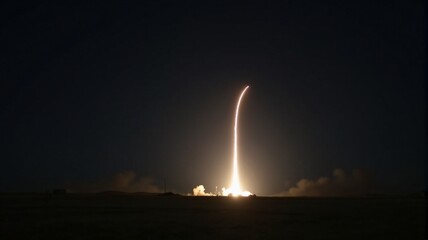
1;1;425;195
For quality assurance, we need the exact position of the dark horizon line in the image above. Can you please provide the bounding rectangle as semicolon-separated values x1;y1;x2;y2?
0;190;425;198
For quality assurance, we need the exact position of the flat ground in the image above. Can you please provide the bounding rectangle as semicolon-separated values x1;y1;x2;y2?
0;193;425;239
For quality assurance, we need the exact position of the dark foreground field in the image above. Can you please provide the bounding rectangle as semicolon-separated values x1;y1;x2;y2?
0;193;425;239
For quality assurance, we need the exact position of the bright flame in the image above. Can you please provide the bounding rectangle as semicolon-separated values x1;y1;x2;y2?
191;86;254;197
222;86;253;197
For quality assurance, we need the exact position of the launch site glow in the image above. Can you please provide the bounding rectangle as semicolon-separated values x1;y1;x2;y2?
221;86;252;197
192;85;253;197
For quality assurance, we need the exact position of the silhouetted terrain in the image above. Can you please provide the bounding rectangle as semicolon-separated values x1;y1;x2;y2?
0;193;425;239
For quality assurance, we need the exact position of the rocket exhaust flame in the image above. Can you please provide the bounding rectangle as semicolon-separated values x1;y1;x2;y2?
222;86;253;197
193;85;253;197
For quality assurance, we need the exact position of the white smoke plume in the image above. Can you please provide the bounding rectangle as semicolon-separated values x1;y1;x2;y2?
192;185;215;196
279;168;373;197
69;171;161;193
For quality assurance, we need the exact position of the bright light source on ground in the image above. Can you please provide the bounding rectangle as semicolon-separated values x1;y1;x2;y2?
193;86;253;197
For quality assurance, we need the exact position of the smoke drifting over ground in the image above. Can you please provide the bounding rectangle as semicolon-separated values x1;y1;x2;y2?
69;171;161;193
192;185;215;196
279;168;373;197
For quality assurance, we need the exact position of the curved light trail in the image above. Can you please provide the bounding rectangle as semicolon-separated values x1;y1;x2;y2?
223;85;252;197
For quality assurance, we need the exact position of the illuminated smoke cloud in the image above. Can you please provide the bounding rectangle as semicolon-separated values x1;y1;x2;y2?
69;171;161;193
192;185;215;196
280;168;373;197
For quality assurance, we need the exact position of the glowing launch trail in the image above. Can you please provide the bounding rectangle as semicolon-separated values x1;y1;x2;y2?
193;86;253;197
222;86;252;197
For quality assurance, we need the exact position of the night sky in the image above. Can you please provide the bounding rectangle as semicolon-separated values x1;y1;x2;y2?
1;1;425;195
